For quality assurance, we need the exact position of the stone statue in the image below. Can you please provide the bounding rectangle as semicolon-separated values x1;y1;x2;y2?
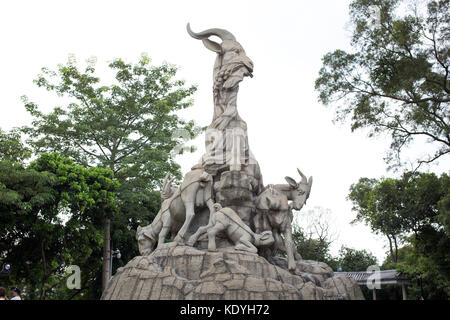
136;173;178;255
160;172;177;200
186;23;253;130
136;169;216;254
187;23;254;172
103;24;365;301
189;203;275;253
173;168;215;244
254;169;313;270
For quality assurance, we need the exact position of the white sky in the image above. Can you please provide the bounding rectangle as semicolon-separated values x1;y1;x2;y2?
1;0;448;265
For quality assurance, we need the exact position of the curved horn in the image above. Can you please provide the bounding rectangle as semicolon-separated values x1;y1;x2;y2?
163;175;175;194
167;176;176;189
297;168;307;184
186;23;236;41
162;173;169;188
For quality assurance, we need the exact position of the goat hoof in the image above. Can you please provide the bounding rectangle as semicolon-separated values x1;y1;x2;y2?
288;263;296;271
174;235;185;245
186;238;196;246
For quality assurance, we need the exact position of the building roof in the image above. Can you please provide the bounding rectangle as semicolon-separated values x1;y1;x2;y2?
334;270;410;285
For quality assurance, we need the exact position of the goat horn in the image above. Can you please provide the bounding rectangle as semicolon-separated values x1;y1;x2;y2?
187;23;236;41
164;176;176;194
308;177;313;193
297;168;307;184
162;173;169;187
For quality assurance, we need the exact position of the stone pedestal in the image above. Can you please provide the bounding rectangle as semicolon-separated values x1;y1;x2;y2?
125;25;366;301
203;119;250;174
102;244;364;300
215;170;254;225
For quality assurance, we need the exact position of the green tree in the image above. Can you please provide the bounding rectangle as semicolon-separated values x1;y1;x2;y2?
382;237;449;300
336;246;379;300
0;152;118;299
0;128;31;163
21;54;200;293
292;207;339;269
337;246;378;272
292;226;336;267
349;171;450;299
315;0;449;170
348;177;404;262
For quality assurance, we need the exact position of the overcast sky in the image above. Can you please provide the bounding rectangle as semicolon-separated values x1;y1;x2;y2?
1;0;448;264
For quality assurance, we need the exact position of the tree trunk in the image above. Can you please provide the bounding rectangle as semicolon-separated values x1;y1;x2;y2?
393;235;398;263
40;240;47;300
102;161;115;293
101;217;111;292
387;235;396;263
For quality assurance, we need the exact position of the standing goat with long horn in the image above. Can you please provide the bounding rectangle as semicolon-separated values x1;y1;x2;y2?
187;24;255;173
187;23;254;131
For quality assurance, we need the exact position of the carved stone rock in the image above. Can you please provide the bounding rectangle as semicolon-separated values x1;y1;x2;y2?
109;24;366;301
102;245;364;300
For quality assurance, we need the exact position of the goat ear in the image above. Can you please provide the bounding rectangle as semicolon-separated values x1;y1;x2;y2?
285;176;298;189
202;39;222;53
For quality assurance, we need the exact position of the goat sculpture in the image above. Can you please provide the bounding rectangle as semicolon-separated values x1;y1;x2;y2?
136;174;177;255
254;169;313;271
187;23;253;130
136;169;215;255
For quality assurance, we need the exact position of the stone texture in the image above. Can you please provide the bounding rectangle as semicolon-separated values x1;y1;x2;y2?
102;244;364;300
111;25;366;301
322;274;365;300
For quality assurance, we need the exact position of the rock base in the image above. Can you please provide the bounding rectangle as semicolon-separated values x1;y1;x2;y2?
101;244;364;300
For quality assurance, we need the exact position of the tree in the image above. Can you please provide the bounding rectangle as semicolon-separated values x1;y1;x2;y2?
315;0;449;170
292;226;335;266
292;207;339;268
382;235;450;299
0;152;118;299
21;54;200;292
0;128;31;163
348;177;404;262
349;171;450;299
336;246;379;300
336;246;378;272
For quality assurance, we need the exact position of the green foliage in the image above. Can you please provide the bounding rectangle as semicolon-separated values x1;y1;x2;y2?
382;235;450;300
0;152;118;300
336;246;378;271
22;54;199;184
292;206;378;272
349;176;404;261
315;0;450;170
292;225;337;268
0;128;31;163
291;207;340;268
292;223;378;275
21;54;200;296
350;171;450;299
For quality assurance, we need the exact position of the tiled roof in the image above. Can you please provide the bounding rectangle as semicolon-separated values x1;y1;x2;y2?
334;270;410;285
